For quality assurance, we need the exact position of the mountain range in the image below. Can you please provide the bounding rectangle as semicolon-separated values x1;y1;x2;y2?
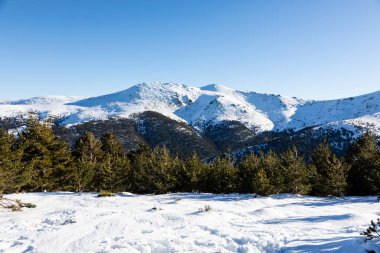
0;82;379;159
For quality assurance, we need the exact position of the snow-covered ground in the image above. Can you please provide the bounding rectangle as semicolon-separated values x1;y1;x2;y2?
1;193;379;253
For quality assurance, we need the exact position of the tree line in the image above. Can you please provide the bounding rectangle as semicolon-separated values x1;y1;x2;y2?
0;118;379;196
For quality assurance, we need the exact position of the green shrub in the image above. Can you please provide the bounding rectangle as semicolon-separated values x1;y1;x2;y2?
0;198;36;211
97;190;115;197
361;218;380;241
22;202;37;208
204;205;212;212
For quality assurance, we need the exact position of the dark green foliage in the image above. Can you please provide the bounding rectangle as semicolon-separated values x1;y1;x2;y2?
361;218;380;241
199;156;238;193
239;152;261;193
347;132;380;195
100;132;131;192
128;145;182;194
18;118;72;192
311;143;348;196
142;146;177;193
72;131;104;191
238;152;274;195
204;205;212;212
252;168;272;196
183;153;207;192
260;151;284;194
127;142;152;193
280;147;311;195
97;190;115;197
22;202;37;208
0;197;36;212
0;118;379;196
239;147;315;196
0;129;22;193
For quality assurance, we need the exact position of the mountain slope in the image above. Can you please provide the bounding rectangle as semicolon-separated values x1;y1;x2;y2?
1;82;378;136
287;90;380;132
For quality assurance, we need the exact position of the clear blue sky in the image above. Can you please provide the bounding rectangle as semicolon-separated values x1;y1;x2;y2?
0;0;379;100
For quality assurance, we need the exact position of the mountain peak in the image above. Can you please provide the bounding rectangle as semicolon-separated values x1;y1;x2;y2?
0;82;378;136
200;84;231;92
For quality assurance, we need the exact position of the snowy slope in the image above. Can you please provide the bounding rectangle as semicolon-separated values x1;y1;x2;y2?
0;82;379;135
287;91;380;133
0;192;379;253
239;91;303;130
175;85;274;131
69;82;200;123
0;96;84;121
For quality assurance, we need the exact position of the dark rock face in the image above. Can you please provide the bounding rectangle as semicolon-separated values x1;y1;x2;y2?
52;111;218;159
133;111;218;159
232;127;356;160
0;111;364;160
203;121;258;152
53;118;143;152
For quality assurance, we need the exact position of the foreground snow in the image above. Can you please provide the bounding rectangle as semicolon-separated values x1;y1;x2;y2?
0;193;379;253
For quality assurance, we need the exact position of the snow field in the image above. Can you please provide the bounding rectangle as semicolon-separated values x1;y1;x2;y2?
1;193;380;253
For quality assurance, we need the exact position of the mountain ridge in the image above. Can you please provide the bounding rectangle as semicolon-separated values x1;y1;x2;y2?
0;82;379;136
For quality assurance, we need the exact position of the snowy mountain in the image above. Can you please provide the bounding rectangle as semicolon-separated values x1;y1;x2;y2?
1;82;379;136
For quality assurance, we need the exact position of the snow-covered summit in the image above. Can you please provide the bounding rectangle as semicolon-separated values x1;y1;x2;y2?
200;84;233;92
0;82;379;135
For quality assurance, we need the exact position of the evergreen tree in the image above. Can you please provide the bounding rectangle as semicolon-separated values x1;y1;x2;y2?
238;152;261;193
2;116;377;197
148;146;177;193
72;131;103;191
128;142;153;193
177;153;202;192
19;118;72;192
238;151;281;195
170;154;191;192
310;143;348;196
252;168;272;195
201;157;238;193
0;129;22;193
280;146;311;195
346;132;380;195
261;151;283;194
100;132;130;192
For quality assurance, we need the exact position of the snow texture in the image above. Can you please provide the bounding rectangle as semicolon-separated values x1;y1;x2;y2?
0;82;379;134
0;193;379;253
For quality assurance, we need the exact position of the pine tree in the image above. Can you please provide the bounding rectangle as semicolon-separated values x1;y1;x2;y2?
170;154;192;192
238;151;281;195
261;151;283;194
19;118;72;192
72;131;103;191
148;146;177;193
280;146;311;195
201;157;238;193
128;142;152;193
346;132;380;195
185;153;212;192
238;152;261;193
310;143;348;196
0;128;22;193
100;132;130;192
252;168;272;195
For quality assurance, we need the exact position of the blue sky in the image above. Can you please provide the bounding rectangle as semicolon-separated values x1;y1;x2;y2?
0;0;379;100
